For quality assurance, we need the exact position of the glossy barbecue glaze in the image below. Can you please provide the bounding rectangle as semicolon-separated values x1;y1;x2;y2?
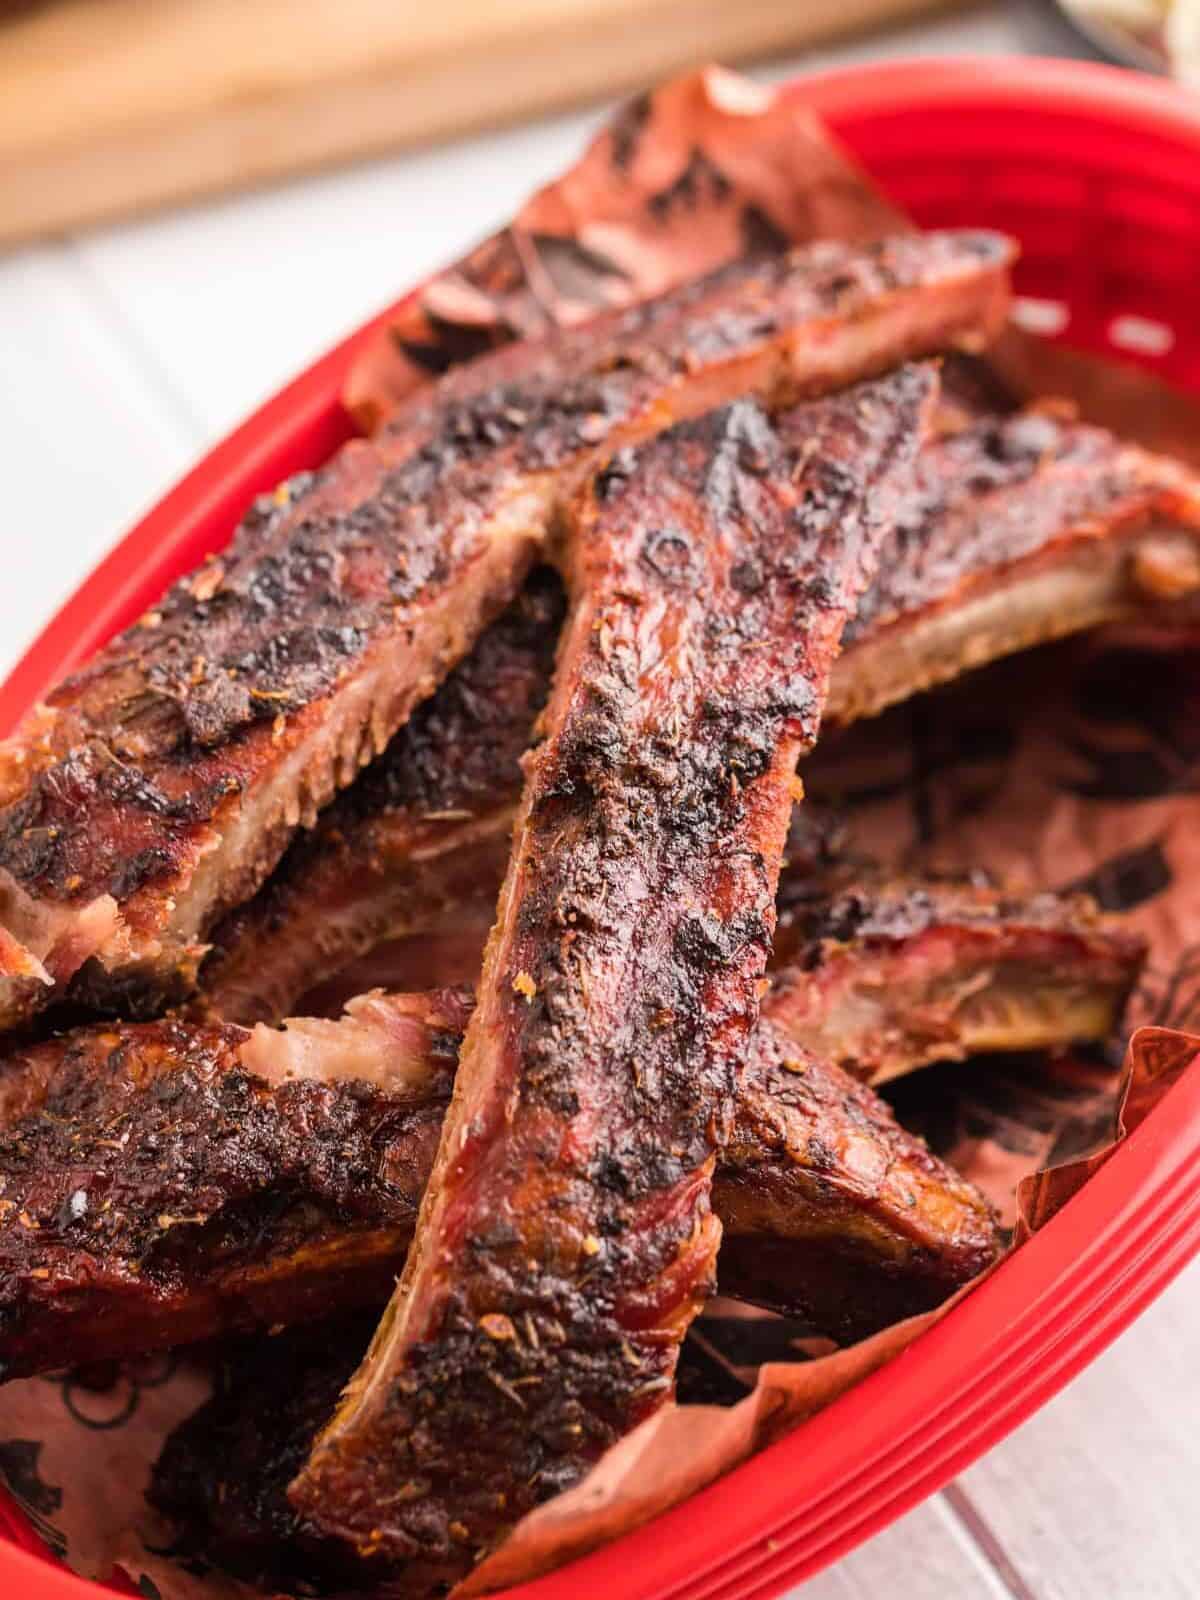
0;230;1012;1034
290;368;939;1581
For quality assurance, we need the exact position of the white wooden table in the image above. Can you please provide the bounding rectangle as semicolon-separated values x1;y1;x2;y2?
1;4;1196;1595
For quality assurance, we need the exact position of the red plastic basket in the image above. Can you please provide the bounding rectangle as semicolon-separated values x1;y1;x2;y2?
3;55;1200;1600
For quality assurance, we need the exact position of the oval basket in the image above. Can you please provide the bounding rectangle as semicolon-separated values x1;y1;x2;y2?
2;55;1200;1600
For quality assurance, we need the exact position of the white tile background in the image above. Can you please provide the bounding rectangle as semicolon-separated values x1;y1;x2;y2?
1;4;1196;1594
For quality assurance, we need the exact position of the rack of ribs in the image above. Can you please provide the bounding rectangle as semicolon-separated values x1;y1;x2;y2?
0;230;1013;1034
0;985;999;1382
199;411;1199;1030
286;367;939;1579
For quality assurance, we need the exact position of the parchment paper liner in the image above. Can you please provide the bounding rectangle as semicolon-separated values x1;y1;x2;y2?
0;65;1197;1600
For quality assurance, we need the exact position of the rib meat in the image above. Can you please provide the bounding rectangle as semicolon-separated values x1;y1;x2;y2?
0;230;1011;1033
0;983;997;1382
151;1045;985;1600
769;875;1147;1084
830;408;1200;724
282;858;1146;1094
200;412;1199;1028
200;569;565;1026
713;1022;999;1332
288;368;938;1578
0;990;470;1381
150;1305;828;1595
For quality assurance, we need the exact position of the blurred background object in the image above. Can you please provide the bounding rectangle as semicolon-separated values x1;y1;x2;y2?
1;0;975;247
0;0;1181;251
4;0;1180;249
1056;0;1200;82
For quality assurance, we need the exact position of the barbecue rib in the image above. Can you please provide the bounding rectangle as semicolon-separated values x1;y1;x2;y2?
0;231;1011;1034
149;1316;794;1593
829;407;1200;724
154;1306;855;1596
713;1022;998;1331
272;853;1146;1091
0;983;997;1381
289;368;937;1579
0;990;470;1380
200;569;565;1025
769;876;1147;1084
200;412;1199;1029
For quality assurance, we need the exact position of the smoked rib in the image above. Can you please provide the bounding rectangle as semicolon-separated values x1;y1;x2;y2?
713;1024;998;1336
0;230;1012;1033
290;369;938;1578
0;990;470;1381
0;983;997;1381
199;570;565;1026
769;875;1147;1085
201;411;1198;1029
150;1316;387;1599
829;407;1200;723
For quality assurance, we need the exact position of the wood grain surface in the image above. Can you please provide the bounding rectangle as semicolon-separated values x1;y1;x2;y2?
0;0;965;244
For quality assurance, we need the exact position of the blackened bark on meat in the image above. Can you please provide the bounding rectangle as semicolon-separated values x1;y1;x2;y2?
0;229;1012;1033
153;1054;995;1600
149;1317;384;1598
199;570;565;1025
769;875;1147;1084
289;368;939;1581
197;409;1200;1031
714;1021;999;1338
0;964;1000;1382
0;992;471;1379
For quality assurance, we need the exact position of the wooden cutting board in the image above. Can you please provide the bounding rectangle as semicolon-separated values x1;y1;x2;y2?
0;0;965;246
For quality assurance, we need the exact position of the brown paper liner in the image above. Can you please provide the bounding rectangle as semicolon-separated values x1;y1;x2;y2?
0;65;1198;1600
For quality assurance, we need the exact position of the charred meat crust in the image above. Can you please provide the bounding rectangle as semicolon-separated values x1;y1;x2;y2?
152;1022;996;1600
149;1316;388;1599
199;570;566;1026
714;1021;999;1339
0;975;997;1382
288;369;938;1579
848;410;1200;636
0;229;1012;1034
199;408;1199;1031
0;991;471;1380
769;876;1148;1084
152;1307;869;1598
